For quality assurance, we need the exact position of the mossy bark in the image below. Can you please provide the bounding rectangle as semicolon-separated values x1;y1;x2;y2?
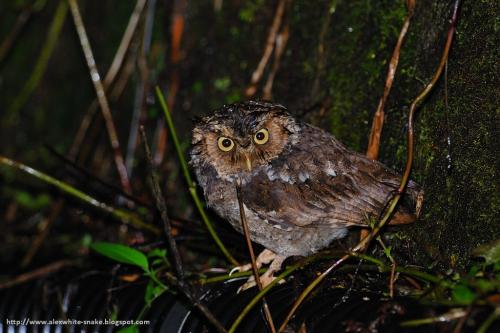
268;0;499;268
185;0;499;268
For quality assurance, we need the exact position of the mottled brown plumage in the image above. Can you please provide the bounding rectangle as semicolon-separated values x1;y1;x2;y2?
190;101;422;259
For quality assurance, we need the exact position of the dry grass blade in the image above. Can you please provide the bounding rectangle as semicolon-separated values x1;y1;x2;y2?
0;260;77;290
0;155;158;233
245;0;287;97
262;22;290;100
104;0;147;87
366;0;415;160
68;0;132;194
70;0;145;160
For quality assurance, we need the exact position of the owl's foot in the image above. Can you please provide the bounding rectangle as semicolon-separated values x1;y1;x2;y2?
237;252;286;292
229;249;277;275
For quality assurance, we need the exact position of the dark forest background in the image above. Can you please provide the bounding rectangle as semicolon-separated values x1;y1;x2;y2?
0;0;498;331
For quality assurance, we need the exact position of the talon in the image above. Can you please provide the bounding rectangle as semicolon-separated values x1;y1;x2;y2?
229;267;239;276
236;252;287;292
229;263;252;276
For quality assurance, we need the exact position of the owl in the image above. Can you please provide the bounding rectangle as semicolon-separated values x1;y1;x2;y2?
190;101;422;285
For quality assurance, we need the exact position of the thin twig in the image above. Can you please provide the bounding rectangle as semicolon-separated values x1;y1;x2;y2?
235;183;277;333
245;0;286;97
452;305;471;333
0;6;33;64
366;0;415;160
278;2;461;330
0;155;158;233
228;263;301;333
400;308;467;327
476;307;500;333
126;0;156;178
68;0;132;194
70;0;144;159
104;0;147;87
228;249;453;333
262;22;289;100
21;199;64;267
155;87;239;266
376;236;397;298
278;253;350;332
163;272;228;333
45;145;149;207
140;126;185;281
0;260;77;289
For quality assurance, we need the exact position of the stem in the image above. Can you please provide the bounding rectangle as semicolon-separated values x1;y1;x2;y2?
141;127;185;281
163;272;228;333
155;86;239;266
229;263;301;333
235;184;276;333
68;0;132;194
0;155;158;233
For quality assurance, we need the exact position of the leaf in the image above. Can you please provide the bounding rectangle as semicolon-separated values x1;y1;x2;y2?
147;248;167;259
452;284;476;304
90;242;148;271
473;239;500;266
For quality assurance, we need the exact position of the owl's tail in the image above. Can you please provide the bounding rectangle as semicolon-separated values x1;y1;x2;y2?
388;180;424;225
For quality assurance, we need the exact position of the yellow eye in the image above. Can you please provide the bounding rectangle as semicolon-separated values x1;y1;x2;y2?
253;128;269;145
217;137;234;152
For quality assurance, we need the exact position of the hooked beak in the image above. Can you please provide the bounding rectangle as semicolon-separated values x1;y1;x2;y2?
244;154;252;171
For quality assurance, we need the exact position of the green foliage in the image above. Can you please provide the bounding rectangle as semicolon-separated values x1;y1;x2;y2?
451;283;476;304
238;0;265;23
446;241;500;305
13;190;51;210
90;242;171;331
90;242;149;271
213;76;231;91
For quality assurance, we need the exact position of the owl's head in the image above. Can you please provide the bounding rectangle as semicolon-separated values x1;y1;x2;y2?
190;101;301;182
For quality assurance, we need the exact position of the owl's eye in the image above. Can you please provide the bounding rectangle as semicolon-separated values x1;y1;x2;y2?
253;128;269;145
217;137;235;152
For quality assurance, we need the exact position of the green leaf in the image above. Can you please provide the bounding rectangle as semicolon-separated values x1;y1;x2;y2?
14;191;51;210
147;248;167;259
90;242;148;271
452;284;476;304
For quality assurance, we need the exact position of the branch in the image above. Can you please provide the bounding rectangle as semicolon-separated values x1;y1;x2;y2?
235;183;276;333
245;0;287;97
68;0;132;194
140;126;185;281
366;0;415;160
0;155;158;233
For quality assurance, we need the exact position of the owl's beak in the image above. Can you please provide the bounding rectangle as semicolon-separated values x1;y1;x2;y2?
244;154;252;171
